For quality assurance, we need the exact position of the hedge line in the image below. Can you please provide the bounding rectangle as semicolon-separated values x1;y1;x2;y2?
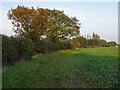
3;34;116;67
2;35;74;67
2;35;34;67
35;40;74;53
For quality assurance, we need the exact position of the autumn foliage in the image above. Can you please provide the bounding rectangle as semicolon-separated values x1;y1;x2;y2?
8;5;48;47
7;5;81;53
108;41;117;47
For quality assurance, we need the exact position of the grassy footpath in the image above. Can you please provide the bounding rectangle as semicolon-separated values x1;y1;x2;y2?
3;47;118;88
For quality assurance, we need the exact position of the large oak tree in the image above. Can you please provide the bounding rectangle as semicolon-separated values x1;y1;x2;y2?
8;5;48;45
8;6;81;51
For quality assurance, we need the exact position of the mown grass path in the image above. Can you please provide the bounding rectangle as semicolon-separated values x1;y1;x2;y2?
3;47;118;88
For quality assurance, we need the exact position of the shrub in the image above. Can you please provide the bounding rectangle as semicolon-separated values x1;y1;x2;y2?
72;36;86;48
35;40;73;53
35;40;57;53
61;40;74;50
2;35;34;67
108;41;117;47
87;39;99;47
98;39;108;47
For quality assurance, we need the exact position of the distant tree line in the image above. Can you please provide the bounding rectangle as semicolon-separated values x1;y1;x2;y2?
70;36;117;48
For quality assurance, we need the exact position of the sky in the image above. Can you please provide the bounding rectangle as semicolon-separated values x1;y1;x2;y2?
0;1;118;43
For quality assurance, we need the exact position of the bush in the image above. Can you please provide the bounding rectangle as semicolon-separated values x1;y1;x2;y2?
98;39;107;47
2;35;34;67
87;39;99;47
72;36;86;48
61;40;74;50
35;40;57;53
108;41;117;47
35;39;74;53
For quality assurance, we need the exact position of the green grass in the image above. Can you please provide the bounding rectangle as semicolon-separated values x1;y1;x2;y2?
3;47;119;88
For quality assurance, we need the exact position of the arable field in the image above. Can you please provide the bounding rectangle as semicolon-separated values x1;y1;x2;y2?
2;47;118;88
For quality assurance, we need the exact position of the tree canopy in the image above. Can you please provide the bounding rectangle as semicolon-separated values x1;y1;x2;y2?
8;5;48;44
8;6;81;45
45;9;81;43
108;41;117;47
87;39;99;47
72;36;86;48
98;39;107;47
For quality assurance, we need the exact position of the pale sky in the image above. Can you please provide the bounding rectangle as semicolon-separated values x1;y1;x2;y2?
0;0;118;43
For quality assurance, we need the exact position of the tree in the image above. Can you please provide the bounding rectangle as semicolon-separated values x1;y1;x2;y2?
98;39;107;47
87;39;93;46
72;36;86;48
45;9;81;43
8;5;48;46
87;39;99;47
108;41;117;47
94;39;99;46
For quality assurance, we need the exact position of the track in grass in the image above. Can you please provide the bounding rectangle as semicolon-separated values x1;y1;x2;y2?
3;47;118;88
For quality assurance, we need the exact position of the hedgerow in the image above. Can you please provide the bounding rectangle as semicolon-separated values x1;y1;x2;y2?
2;35;34;67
